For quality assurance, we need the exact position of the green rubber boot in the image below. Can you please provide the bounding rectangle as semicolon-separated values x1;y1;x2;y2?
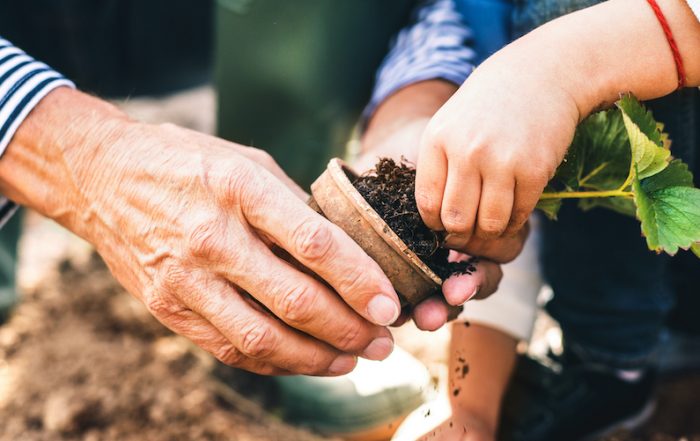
0;211;22;325
275;348;433;441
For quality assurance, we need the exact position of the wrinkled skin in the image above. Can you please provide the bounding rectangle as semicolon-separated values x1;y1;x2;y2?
1;89;411;376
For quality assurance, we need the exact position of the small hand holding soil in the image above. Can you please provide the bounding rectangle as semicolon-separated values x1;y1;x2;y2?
353;158;477;280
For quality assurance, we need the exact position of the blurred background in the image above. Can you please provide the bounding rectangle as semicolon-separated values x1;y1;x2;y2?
0;1;698;440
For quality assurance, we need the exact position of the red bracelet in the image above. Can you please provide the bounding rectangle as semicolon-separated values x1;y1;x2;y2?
646;0;687;89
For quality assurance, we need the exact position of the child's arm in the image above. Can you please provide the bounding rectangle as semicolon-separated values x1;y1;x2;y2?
416;0;700;252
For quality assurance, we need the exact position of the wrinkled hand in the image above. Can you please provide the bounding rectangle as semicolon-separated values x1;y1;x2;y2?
359;81;514;331
4;89;403;376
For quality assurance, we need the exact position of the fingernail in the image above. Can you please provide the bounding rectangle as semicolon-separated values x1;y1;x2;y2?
467;285;480;302
328;355;357;375
367;295;400;326
362;337;394;361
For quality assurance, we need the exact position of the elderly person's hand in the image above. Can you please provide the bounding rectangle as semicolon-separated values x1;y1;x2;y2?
357;80;519;331
0;88;402;376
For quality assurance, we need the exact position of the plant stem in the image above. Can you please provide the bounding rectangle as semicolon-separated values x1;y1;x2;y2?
539;189;634;200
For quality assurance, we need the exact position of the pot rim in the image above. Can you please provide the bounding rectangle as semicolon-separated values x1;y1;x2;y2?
326;158;442;287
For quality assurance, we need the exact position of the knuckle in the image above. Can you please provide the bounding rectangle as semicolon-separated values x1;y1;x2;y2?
221;160;260;206
421;120;443;144
334;323;366;353
147;264;187;317
187;219;224;261
215;345;245;366
415;190;441;218
144;290;181;321
277;283;317;326
292;220;335;262
509;209;531;231
294;346;327;375
239;322;277;359
519;164;552;188
334;266;372;299
478;218;507;237
441;207;471;234
144;292;171;317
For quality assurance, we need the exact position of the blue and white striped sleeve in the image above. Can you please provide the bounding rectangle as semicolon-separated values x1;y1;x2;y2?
0;37;75;228
363;0;476;122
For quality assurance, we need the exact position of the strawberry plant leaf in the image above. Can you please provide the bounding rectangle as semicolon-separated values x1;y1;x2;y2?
537;95;700;258
536;194;562;220
633;160;700;255
578;196;637;217
617;95;671;180
550;110;630;192
616;94;666;146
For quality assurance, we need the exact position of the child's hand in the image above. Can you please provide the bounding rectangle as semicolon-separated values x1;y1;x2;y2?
415;39;580;242
415;0;700;243
357;81;508;331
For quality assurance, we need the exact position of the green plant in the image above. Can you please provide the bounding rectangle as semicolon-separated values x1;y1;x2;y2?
536;94;700;257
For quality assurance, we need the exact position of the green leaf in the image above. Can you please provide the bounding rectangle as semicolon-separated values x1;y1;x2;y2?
536;196;562;220
578;197;637;217
536;94;700;258
549;110;630;192
633;160;700;255
616;94;666;146
617;95;671;179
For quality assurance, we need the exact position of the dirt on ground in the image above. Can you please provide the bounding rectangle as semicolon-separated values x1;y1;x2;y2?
0;245;331;441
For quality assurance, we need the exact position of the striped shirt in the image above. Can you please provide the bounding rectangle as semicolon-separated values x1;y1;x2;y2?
0;37;75;227
363;0;476;122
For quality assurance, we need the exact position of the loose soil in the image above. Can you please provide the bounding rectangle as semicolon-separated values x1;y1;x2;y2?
353;158;477;280
0;250;332;441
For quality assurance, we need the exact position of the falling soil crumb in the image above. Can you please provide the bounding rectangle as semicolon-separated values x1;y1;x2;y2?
353;158;478;280
463;321;471;327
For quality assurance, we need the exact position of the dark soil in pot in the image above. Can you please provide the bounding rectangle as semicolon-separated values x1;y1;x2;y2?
352;158;477;281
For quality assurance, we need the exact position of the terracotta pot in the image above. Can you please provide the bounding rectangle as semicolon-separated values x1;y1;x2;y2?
310;158;462;318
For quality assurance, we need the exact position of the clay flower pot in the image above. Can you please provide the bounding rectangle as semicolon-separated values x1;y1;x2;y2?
310;158;461;317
